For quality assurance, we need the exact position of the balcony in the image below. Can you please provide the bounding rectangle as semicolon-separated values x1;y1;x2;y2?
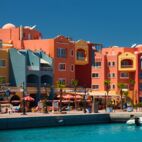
40;67;52;71
118;52;136;71
121;65;133;68
27;66;39;71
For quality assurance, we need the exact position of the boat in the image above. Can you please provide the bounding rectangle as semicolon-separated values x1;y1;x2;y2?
126;117;142;126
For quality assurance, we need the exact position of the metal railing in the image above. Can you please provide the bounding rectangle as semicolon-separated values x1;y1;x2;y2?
40;67;52;71
121;65;133;68
27;66;39;71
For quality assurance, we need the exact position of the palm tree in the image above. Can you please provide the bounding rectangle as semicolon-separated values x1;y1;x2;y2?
118;83;125;110
104;80;111;110
56;81;66;112
129;79;135;105
71;79;78;110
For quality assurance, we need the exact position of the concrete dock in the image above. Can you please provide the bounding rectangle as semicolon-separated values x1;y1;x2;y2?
0;111;142;130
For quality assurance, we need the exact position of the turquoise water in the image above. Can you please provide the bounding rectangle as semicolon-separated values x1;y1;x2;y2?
0;123;142;142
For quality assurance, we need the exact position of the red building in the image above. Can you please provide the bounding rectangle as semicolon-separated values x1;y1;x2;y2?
75;40;97;88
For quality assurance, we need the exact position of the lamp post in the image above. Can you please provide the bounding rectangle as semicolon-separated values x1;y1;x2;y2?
21;82;26;115
43;83;49;113
83;87;87;113
59;88;63;112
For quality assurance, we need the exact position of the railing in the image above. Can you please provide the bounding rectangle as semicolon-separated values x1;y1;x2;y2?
77;56;85;61
121;65;133;68
40;67;53;71
27;83;52;87
27;66;39;71
27;83;38;87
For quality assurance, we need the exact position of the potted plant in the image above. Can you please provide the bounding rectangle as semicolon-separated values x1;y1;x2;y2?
42;99;48;113
106;100;113;112
127;101;133;112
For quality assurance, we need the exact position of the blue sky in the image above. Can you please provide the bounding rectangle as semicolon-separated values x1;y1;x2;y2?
0;0;142;47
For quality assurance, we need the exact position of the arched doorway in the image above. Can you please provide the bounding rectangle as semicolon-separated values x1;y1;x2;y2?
10;95;20;106
41;75;52;85
27;74;39;87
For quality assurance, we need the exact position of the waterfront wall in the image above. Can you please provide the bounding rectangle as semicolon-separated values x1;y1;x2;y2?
0;113;110;130
0;112;141;130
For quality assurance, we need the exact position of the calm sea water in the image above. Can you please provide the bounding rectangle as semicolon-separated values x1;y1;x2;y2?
0;123;142;142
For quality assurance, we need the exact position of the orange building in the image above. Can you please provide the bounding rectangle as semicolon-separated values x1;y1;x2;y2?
91;45;142;104
0;23;75;86
0;48;9;84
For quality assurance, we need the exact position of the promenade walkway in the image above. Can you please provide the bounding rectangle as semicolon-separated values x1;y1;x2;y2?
0;109;142;119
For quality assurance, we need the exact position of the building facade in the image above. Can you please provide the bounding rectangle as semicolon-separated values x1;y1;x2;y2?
0;49;9;84
0;23;75;86
91;46;142;103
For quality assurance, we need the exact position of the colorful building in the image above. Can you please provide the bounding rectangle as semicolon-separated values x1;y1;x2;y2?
91;45;142;104
8;48;53;103
0;48;9;84
75;40;99;88
0;23;75;86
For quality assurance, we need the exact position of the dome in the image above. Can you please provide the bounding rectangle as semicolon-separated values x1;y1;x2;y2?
2;23;16;29
24;26;31;29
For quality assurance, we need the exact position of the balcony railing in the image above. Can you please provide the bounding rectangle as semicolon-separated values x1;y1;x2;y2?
40;67;52;71
27;66;39;71
27;83;38;87
77;56;85;61
27;83;52;87
121;65;133;68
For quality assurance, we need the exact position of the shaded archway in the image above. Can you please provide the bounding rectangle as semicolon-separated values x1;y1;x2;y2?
41;75;52;85
27;74;39;87
76;49;86;60
121;59;133;68
10;95;20;106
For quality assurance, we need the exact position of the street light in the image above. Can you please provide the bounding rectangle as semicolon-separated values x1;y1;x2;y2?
83;87;87;113
43;83;49;113
21;82;26;115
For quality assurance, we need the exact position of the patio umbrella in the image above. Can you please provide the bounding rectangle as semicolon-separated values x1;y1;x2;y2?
24;96;34;101
75;95;83;99
63;94;74;99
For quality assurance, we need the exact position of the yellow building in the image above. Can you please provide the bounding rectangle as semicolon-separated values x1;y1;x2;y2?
0;49;9;84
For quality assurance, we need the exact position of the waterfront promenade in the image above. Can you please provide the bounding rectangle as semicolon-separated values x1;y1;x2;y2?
0;110;142;130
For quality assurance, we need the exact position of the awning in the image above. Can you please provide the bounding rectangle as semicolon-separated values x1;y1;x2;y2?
88;91;120;98
40;59;50;64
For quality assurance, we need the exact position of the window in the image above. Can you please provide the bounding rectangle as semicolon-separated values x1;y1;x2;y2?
70;49;74;57
140;84;142;91
108;62;115;67
112;62;115;66
108;73;115;78
93;62;101;68
120;72;129;78
77;50;85;60
57;48;66;58
59;63;66;71
108;62;111;66
112;84;115;89
71;64;74;72
92;73;99;78
92;85;99;90
112;73;115;78
108;73;111;78
58;78;66;85
140;72;142;79
0;60;6;67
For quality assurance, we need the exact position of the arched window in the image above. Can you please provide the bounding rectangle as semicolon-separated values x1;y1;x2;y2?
77;49;86;60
